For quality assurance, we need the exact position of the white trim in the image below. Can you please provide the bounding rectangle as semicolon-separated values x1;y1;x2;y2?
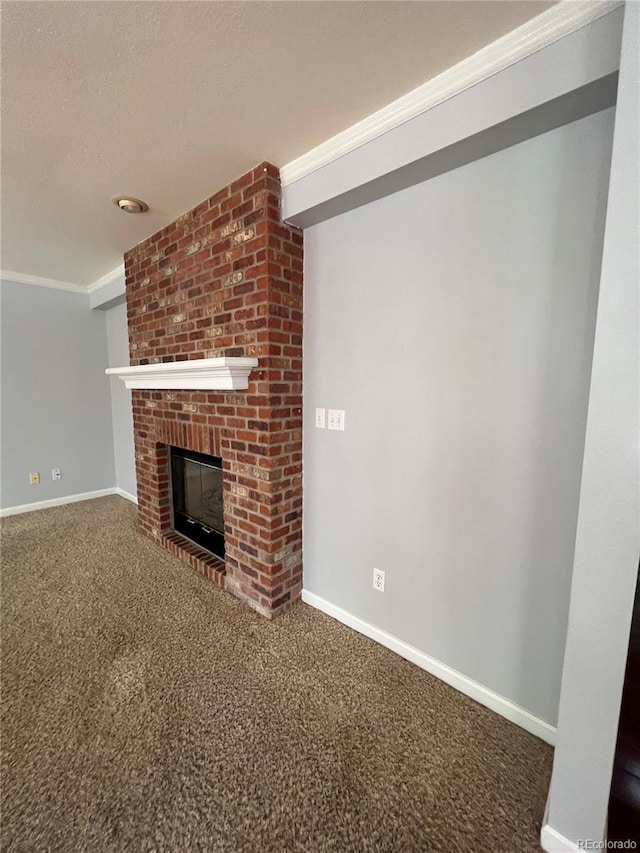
280;0;622;187
301;589;557;745
0;488;117;518
540;824;580;853
0;270;86;294
106;356;259;391
1;263;126;296
87;264;125;294
115;488;138;505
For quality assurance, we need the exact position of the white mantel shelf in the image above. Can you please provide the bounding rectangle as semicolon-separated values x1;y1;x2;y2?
105;357;259;390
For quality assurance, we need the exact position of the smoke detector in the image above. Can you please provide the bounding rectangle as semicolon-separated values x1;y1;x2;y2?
113;196;149;214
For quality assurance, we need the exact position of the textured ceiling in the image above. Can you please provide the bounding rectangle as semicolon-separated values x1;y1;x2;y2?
1;0;553;287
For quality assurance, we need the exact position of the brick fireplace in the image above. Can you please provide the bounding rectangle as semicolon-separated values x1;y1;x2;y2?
123;163;303;619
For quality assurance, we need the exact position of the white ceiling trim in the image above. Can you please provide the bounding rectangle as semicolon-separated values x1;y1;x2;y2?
0;264;125;296
280;0;623;187
86;264;125;294
0;269;87;294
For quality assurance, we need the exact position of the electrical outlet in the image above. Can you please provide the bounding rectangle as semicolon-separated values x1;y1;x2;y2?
51;468;62;481
315;408;326;429
373;567;385;592
29;472;40;485
327;409;345;431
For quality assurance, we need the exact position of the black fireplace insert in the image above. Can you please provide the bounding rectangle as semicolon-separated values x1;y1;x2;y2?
170;447;225;558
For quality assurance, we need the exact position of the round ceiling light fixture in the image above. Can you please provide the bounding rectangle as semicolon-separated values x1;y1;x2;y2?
113;196;149;214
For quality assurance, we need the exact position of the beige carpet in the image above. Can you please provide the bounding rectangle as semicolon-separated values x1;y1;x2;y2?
1;496;552;852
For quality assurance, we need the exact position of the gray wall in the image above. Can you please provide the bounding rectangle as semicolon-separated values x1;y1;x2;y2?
0;279;115;509
546;2;640;843
105;301;136;499
303;108;615;726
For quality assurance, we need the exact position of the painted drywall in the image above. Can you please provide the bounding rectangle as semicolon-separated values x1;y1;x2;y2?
544;1;639;845
90;266;125;310
286;74;618;232
105;301;136;500
0;279;115;509
303;107;615;727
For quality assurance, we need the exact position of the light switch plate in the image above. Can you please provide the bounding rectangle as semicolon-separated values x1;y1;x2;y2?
315;408;326;429
327;409;345;431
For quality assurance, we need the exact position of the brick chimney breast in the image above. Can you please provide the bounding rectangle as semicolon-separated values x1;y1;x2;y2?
124;163;303;619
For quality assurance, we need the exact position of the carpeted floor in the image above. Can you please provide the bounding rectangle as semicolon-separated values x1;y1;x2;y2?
1;496;552;852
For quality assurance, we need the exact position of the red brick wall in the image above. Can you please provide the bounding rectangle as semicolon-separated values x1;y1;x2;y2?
123;163;303;618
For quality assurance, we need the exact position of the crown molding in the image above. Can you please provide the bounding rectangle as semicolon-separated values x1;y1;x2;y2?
1;262;126;296
86;263;125;294
280;0;623;187
0;270;86;294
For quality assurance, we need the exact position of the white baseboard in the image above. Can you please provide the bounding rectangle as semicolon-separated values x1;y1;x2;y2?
115;488;138;505
540;824;580;853
302;589;556;746
0;488;117;518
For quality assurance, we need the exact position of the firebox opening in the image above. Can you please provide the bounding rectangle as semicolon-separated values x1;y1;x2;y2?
170;447;225;559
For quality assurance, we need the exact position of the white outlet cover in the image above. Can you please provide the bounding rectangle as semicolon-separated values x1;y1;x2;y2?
373;568;385;592
315;408;326;429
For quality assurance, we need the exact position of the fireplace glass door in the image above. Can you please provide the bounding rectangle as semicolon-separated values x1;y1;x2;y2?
170;447;225;558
